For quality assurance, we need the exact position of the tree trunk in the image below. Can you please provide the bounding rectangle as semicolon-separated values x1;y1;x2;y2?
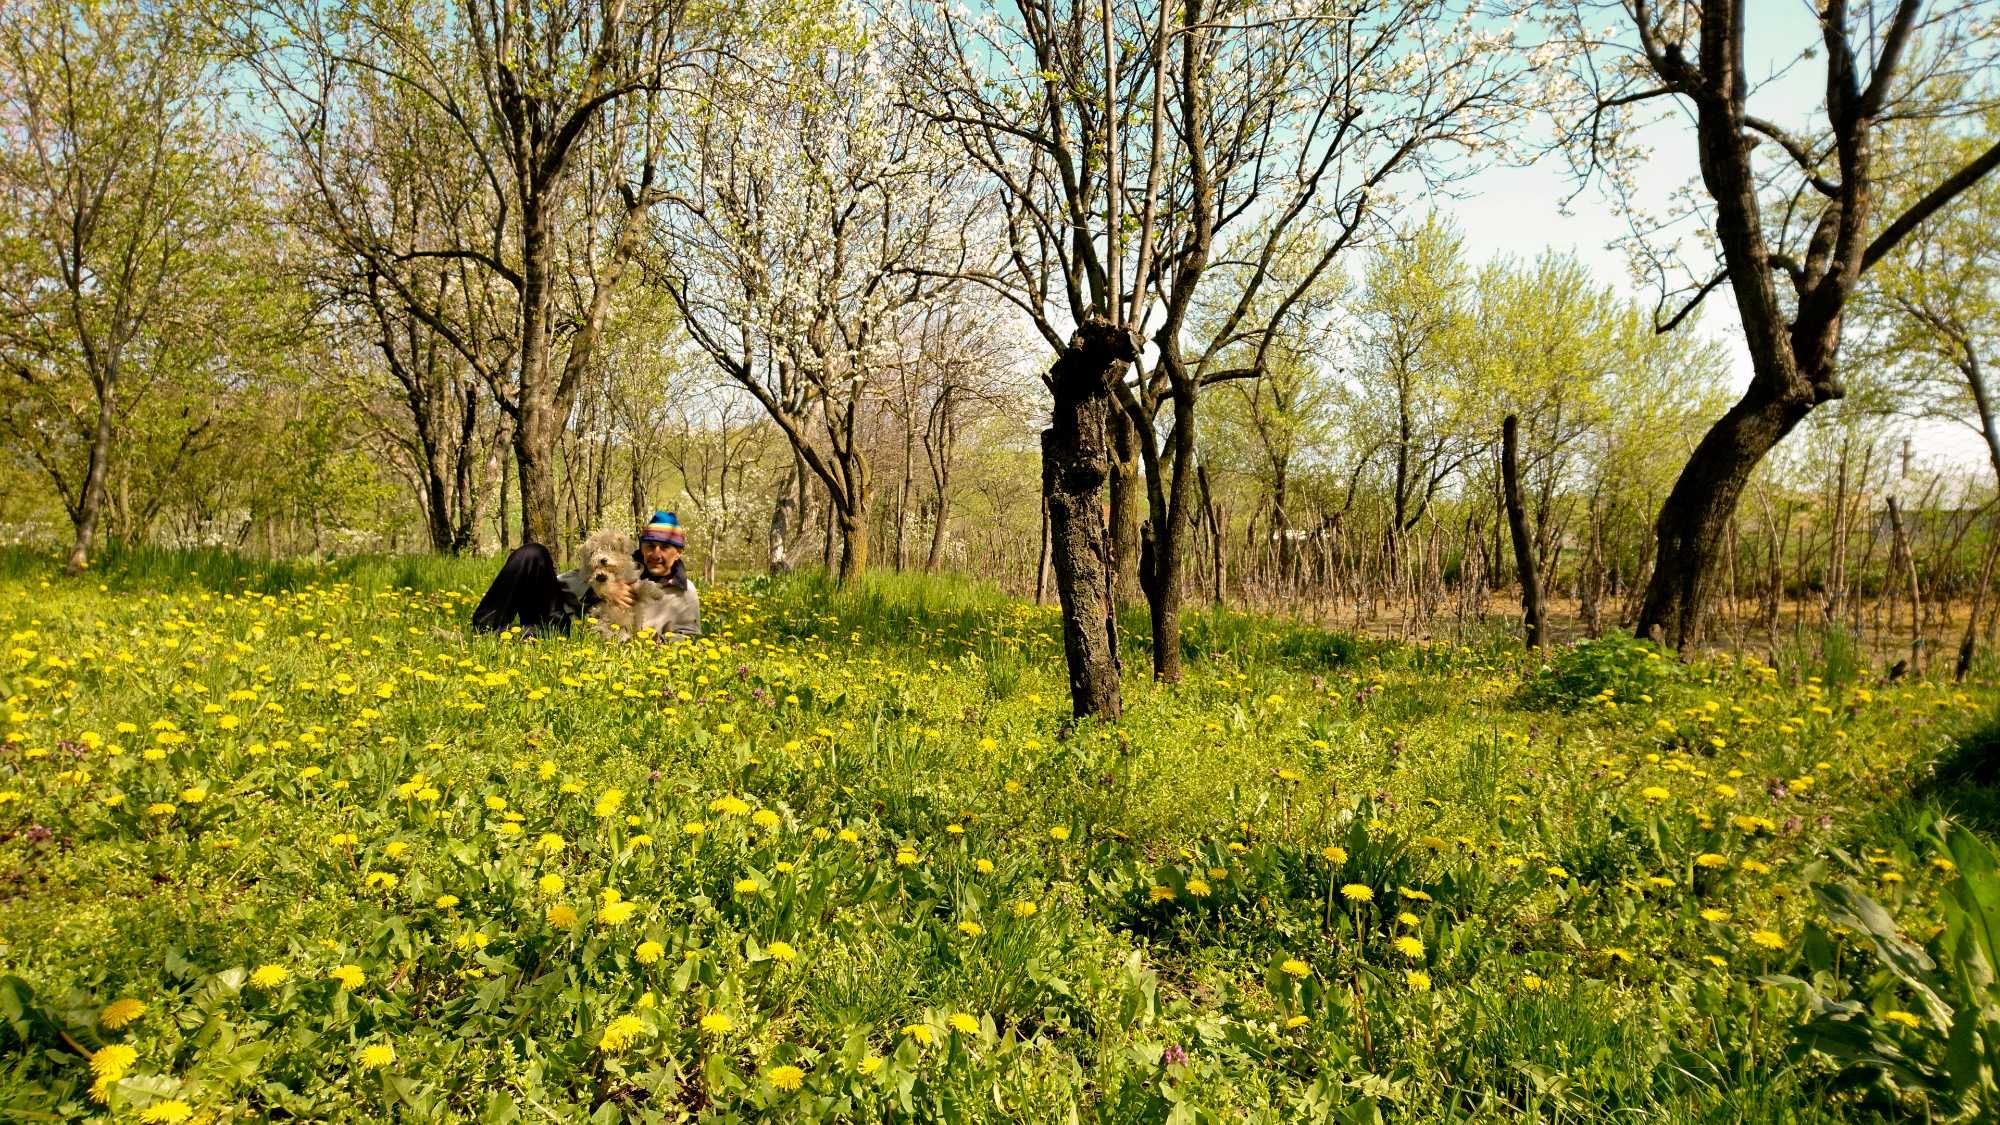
1501;415;1545;649
1637;387;1813;649
926;458;952;573
1137;384;1196;684
1199;462;1225;607
1042;317;1130;720
65;386;116;575
821;480;838;571
895;419;913;572
1109;409;1143;602
1034;487;1051;605
837;504;869;586
769;477;795;574
513;196;562;548
1889;496;1925;676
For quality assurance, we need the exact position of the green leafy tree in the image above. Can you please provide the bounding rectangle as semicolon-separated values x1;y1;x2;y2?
0;0;237;571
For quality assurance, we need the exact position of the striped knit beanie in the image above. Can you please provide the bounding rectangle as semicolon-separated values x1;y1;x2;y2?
639;510;685;549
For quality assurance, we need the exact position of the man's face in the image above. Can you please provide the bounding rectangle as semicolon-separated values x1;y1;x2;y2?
640;540;680;577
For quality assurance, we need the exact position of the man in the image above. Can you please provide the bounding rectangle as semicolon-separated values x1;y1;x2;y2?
472;510;701;639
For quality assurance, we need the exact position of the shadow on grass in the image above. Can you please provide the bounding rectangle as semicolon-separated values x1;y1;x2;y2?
1911;713;2000;837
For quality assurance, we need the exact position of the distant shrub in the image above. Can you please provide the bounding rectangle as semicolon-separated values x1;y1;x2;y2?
1770;623;1865;688
1515;633;1675;711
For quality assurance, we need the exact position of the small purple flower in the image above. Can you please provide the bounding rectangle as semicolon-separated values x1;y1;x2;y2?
1783;816;1803;835
648;769;662;783
26;824;52;843
1163;1043;1188;1066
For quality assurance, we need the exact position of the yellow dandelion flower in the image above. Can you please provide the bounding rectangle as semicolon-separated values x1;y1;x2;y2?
547;904;578;927
734;877;761;894
538;873;565;896
1185;878;1211;898
1405;969;1432;992
1149;884;1176;903
858;1055;884;1074
329;964;366;990
250;963;290;989
99;998;146;1029
1340;883;1373;903
900;1023;934;1045
768;1063;805;1091
956;920;984;937
1280;958;1311;978
1884;1009;1923;1029
948;1012;980;1035
598;1014;647;1052
1048;825;1071;842
1392;935;1424;960
636;940;665;964
1750;929;1785;950
766;940;799;962
700;1012;733;1034
358;1042;396;1068
89;1043;137;1081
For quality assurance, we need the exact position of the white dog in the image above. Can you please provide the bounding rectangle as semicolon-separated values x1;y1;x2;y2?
576;529;673;640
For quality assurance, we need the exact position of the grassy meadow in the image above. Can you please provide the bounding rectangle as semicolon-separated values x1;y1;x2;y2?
3;549;1999;1122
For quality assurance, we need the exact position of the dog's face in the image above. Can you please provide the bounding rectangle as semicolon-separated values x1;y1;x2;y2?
579;531;639;593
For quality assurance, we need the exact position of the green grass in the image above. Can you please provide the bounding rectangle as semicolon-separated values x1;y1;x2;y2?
1;548;1997;1121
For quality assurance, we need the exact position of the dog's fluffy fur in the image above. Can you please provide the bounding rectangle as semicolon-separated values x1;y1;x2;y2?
578;529;671;640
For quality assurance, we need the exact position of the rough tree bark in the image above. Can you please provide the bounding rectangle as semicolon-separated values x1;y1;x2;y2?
1042;317;1132;719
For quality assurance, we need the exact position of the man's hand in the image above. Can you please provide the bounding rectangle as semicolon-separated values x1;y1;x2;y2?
603;582;634;609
